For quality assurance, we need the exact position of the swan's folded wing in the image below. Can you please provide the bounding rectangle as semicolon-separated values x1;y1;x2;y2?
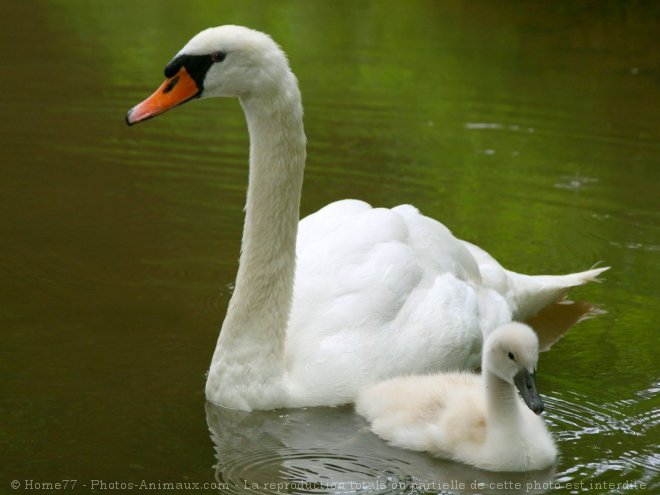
283;201;491;404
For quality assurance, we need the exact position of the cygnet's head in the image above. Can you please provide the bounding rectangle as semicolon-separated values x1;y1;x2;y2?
126;25;293;125
484;322;544;414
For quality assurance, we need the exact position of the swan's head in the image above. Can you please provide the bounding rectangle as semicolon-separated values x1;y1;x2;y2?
484;322;544;415
126;25;293;125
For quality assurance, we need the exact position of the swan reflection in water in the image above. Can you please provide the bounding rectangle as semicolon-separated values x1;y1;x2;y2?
205;403;556;495
204;301;600;495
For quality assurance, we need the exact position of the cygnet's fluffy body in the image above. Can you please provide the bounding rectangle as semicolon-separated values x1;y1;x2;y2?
356;323;557;472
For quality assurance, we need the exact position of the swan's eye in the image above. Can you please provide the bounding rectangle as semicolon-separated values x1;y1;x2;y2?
211;51;226;63
508;352;515;361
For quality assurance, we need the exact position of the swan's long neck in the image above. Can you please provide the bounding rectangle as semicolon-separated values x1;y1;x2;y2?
206;73;306;409
484;369;521;435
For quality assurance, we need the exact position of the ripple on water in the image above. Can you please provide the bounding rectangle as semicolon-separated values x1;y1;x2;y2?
545;387;659;491
546;389;660;440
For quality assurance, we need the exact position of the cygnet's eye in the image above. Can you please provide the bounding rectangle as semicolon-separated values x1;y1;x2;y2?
211;51;226;63
508;352;515;361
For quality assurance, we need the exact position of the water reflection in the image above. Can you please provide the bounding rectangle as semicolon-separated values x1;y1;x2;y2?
524;300;602;353
206;403;556;495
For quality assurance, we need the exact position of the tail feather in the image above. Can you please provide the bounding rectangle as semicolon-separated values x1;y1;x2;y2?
508;266;610;321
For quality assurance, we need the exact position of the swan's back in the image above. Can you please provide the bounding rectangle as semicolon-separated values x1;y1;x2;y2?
284;200;494;406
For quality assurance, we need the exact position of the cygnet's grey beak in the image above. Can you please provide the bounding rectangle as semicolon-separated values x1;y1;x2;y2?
514;369;544;415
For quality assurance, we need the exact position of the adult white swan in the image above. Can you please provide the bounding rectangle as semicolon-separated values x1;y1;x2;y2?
127;26;607;411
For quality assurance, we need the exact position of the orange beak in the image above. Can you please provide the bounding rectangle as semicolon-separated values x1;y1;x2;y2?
126;67;200;125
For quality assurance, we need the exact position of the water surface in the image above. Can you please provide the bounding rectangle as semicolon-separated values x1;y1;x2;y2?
1;1;658;494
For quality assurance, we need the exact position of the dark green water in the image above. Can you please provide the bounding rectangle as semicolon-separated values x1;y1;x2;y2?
1;1;658;494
